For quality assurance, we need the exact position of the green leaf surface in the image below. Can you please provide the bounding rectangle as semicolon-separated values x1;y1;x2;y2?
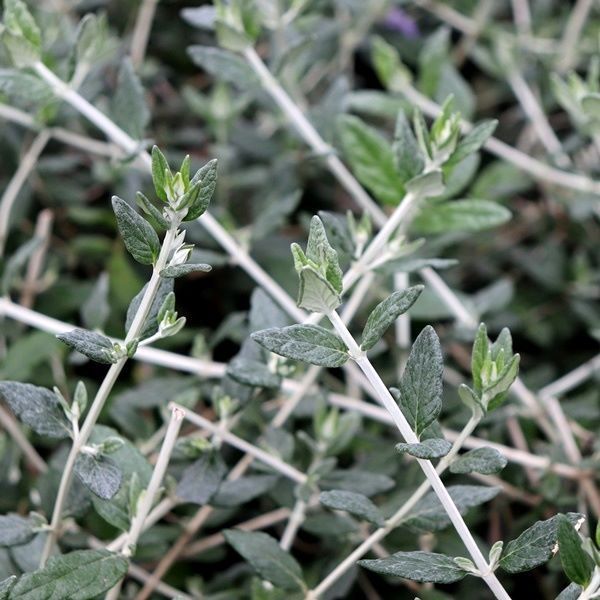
500;513;583;574
112;196;160;265
319;490;384;527
0;382;70;439
0;516;36;547
393;325;443;438
558;516;594;586
447;119;497;167
360;286;423;351
8;549;128;600
412;199;511;234
212;475;279;508
395;438;452;459
224;530;305;591
359;551;467;583
176;450;226;505
338;115;406;205
110;59;149;140
160;263;212;278
186;159;217;221
73;453;122;500
450;447;507;475
252;325;349;368
56;329;118;365
226;357;281;388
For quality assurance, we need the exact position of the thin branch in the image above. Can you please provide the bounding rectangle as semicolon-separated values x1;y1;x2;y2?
20;209;53;309
556;0;595;73
129;0;159;70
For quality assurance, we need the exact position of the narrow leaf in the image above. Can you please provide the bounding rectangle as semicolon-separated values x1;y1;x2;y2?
112;196;160;265
361;286;423;351
558;516;594;586
160;263;212;278
57;329;118;365
320;490;384;527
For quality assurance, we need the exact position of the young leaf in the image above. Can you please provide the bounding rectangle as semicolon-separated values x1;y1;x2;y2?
186;159;218;220
251;325;349;368
1;0;41;67
412;199;511;234
338;114;406;205
485;354;520;411
319;490;384;527
151;146;171;202
393;110;424;181
0;382;71;439
160;263;212;278
135;191;169;230
224;530;305;591
176;450;227;505
304;216;343;295
471;323;489;393
74;453;122;500
126;277;174;340
294;265;342;313
0;515;36;547
226;357;281;388
360;286;424;351
450;447;507;475
57;329;119;365
110;59;149;140
112;196;160;265
500;513;583;573
393;325;443;438
8;549;128;600
359;551;467;583
395;438;452;459
558;516;595;586
447;119;498;167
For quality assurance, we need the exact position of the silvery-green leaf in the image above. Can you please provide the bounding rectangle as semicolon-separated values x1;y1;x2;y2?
412;199;511;234
359;551;467;583
0;382;71;439
74;453;122;500
500;512;583;573
151;146;171;202
304;216;343;295
224;530;305;591
160;263;212;278
226;357;281;388
556;583;584;600
181;6;216;30
186;159;217;221
393;109;424;182
8;549;128;600
187;46;259;89
212;475;279;508
319;470;394;497
135;191;169;230
447;119;498;167
176;450;226;505
450;447;507;474
405;170;444;197
395;438;451;459
57;329;118;365
320;490;384;527
338;114;406;205
110;59;149;140
126;277;174;340
485;354;520;411
252;325;348;368
1;0;41;67
112;196;160;265
0;576;16;598
393;325;443;438
0;515;36;547
471;323;490;393
296;266;342;313
360;286;424;351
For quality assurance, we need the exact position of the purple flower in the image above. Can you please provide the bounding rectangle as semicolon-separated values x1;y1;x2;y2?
382;8;420;39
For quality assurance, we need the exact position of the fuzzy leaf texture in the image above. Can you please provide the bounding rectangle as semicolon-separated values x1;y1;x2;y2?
7;549;128;599
359;551;467;583
0;382;70;439
112;196;160;265
252;325;349;368
74;453;122;500
392;325;443;438
57;329;118;365
109;59;149;140
319;490;385;527
224;530;305;591
395;438;452;459
177;450;227;505
500;513;583;573
450;447;507;475
0;515;36;547
360;285;423;351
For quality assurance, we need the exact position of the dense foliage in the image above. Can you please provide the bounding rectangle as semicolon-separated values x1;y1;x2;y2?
0;0;599;598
